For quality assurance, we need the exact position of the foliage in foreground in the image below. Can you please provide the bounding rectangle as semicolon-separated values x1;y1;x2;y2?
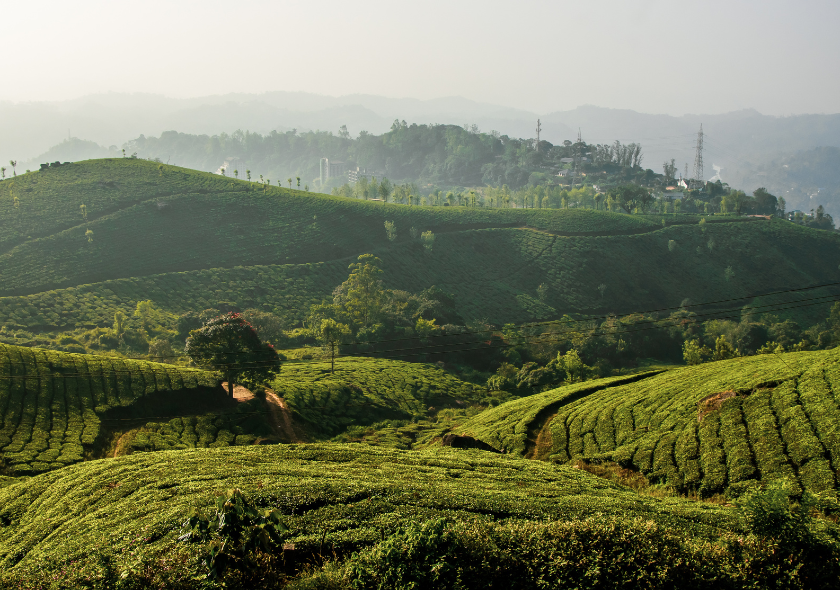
457;349;840;499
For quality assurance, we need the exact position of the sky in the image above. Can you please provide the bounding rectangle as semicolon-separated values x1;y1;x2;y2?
2;0;839;116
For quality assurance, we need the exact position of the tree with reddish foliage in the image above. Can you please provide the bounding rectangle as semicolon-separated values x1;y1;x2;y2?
185;312;281;397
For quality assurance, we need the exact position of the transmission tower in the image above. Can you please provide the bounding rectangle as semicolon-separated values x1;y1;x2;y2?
692;124;704;188
535;119;541;151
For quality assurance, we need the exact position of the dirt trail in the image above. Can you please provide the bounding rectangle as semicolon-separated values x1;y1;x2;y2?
113;430;136;458
225;382;302;443
265;389;303;443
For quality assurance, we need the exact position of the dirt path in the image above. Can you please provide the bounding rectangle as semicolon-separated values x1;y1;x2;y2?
224;382;302;443
222;382;256;402
113;429;136;458
265;389;303;443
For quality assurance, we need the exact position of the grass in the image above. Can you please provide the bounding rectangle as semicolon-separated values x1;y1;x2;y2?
0;343;222;475
455;348;840;498
0;443;741;576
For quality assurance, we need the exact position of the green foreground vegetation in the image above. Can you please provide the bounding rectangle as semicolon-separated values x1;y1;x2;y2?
2;444;839;589
457;348;840;499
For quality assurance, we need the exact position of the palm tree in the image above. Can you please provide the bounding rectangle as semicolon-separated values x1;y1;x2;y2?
9;161;16;177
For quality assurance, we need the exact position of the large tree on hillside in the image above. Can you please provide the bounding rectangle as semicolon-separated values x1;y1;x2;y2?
609;184;652;213
185;312;281;397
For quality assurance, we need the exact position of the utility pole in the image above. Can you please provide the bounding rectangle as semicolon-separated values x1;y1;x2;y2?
692;124;704;189
535;119;541;151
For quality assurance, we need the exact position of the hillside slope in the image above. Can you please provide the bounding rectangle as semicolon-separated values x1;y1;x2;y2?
0;162;838;335
0;343;222;475
0;159;659;295
0;444;739;575
455;349;840;497
276;356;485;437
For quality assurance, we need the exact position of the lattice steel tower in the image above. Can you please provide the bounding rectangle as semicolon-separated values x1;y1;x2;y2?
693;124;704;187
535;119;541;151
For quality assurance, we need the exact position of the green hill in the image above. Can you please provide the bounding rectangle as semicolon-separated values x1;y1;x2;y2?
0;343;231;475
276;356;486;438
0;444;740;580
0;160;838;343
0;159;659;295
454;348;840;498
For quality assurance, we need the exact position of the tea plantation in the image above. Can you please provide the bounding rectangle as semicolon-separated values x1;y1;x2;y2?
0;343;219;475
0;444;741;578
455;348;840;498
276;356;485;436
1;212;839;340
0;159;660;296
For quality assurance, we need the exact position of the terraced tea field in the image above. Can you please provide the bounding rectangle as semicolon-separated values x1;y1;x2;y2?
0;159;661;296
0;444;740;576
0;343;218;475
455;349;840;497
277;357;484;436
2;213;838;344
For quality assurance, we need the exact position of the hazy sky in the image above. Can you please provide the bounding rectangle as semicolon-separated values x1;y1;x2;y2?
3;0;838;116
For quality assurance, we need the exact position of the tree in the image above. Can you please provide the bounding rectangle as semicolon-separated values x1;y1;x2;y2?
713;335;736;360
728;190;750;215
134;299;156;336
753;187;777;215
296;177;301;189
80;204;87;220
234;169;239;179
609;184;652;213
724;265;735;281
220;167;226;176
378;178;392;202
113;311;128;342
336;254;386;330
339;125;350;139
185;312;281;397
384;220;397;241
777;196;786;217
682;339;710;365
287;177;292;189
85;229;94;243
158;164;164;177
663;159;677;181
246;170;251;182
1;167;5;179
9;160;16;177
316;318;350;373
421;230;435;252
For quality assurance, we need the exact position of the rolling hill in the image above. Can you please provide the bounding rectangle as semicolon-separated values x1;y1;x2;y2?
1;158;839;347
0;444;741;583
454;348;840;498
0;343;231;475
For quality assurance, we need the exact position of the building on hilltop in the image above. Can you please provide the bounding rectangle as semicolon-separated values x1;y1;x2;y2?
319;158;346;185
347;166;383;185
